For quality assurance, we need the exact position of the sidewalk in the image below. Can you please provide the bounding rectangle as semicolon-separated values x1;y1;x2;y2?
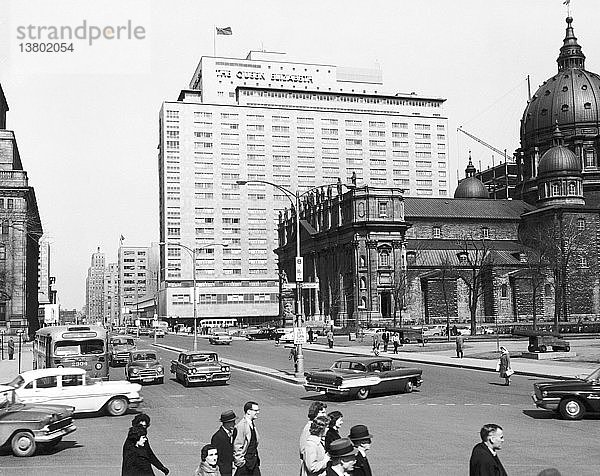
0;344;32;383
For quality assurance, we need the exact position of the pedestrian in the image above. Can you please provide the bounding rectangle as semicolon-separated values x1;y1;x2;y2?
308;328;314;344
233;401;261;475
498;346;513;386
122;413;169;476
195;444;221;476
391;332;400;354
122;426;154;476
324;411;343;453
301;415;330;476
348;425;373;476
451;324;458;336
325;438;357;476
7;337;14;360
371;331;380;356
289;346;298;372
211;410;238;476
300;402;328;458
326;328;334;349
381;330;389;352
456;332;465;359
469;423;507;476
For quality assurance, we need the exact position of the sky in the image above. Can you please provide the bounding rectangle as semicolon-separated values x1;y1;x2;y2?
1;0;598;309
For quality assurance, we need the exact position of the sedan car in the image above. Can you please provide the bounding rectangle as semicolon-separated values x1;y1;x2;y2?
246;328;278;340
126;350;164;384
304;357;423;400
0;386;76;457
532;367;600;420
109;336;137;367
208;331;233;345
6;368;143;417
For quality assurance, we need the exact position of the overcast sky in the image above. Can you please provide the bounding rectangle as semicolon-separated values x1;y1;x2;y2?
1;0;598;309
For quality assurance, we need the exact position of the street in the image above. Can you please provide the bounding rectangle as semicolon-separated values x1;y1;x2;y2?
1;336;599;475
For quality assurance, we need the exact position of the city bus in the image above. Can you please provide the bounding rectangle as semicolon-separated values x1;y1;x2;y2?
200;318;238;329
33;325;109;380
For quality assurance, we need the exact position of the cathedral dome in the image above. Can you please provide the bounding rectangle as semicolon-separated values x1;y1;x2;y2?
538;145;579;176
454;154;489;198
521;17;600;151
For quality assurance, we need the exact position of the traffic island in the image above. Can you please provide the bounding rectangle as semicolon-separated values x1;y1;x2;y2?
521;351;577;360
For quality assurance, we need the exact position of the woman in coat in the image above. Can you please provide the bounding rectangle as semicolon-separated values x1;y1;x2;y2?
498;346;512;386
301;415;330;476
324;411;343;453
195;444;221;476
122;426;154;476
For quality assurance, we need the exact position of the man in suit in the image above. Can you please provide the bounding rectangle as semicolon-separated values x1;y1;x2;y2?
348;424;372;476
469;423;508;476
233;401;261;475
211;410;238;476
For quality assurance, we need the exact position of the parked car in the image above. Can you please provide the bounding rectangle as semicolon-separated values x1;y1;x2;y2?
109;335;136;367
532;367;600;420
208;331;233;345
279;329;295;344
126;350;164;384
148;328;165;338
138;327;151;336
246;328;278;340
0;386;76;457
515;330;571;352
6;368;143;417
170;351;231;387
304;356;423;400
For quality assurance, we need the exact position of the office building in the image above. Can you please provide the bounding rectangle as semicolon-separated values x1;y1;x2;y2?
85;248;105;324
158;51;448;324
118;244;158;325
103;262;119;326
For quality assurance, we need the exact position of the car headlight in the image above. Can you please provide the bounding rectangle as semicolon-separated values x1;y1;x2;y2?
57;365;64;368
95;363;102;370
542;391;548;397
157;366;164;373
222;366;230;372
131;368;139;374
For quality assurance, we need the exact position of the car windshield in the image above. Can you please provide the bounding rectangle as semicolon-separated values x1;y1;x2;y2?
55;339;105;356
112;338;134;346
133;353;157;361
584;368;600;382
190;354;216;362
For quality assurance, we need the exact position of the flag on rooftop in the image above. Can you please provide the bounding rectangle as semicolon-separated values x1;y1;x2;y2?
120;235;125;241
563;0;570;5
216;27;232;35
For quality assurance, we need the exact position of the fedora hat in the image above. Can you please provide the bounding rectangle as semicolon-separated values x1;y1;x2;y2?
220;410;237;422
348;424;372;441
328;438;357;458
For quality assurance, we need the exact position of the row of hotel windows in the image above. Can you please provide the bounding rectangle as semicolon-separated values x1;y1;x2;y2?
171;293;276;304
166;142;446;152
167;130;445;139
167;109;445;130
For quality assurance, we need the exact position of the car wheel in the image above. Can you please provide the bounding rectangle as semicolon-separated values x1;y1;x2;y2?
106;397;129;416
11;431;36;457
356;387;370;400
403;380;414;393
559;398;585;420
528;345;535;352
539;345;547;353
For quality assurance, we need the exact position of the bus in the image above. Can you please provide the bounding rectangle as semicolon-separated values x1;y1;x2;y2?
33;325;109;380
200;318;238;329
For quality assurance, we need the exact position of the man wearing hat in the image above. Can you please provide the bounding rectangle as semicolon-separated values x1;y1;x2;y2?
326;438;357;476
211;410;238;476
348;425;373;476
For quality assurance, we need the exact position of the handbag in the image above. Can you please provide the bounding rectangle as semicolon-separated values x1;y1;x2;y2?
506;368;514;377
495;361;500;372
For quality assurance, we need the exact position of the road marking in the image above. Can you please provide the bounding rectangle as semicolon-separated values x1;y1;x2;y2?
372;403;383;406
426;403;437;406
481;403;492;406
464;403;475;406
445;403;456;406
499;403;511;406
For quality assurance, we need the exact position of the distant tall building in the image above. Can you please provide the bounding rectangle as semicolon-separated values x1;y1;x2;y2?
85;248;105;324
0;84;43;336
103;263;119;326
158;51;448;324
118;245;156;325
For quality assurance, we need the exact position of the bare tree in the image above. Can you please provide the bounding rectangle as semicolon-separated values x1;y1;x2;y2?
438;252;458;341
455;237;495;336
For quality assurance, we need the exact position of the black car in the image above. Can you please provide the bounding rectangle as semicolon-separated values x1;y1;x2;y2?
532;367;600;419
246;328;277;340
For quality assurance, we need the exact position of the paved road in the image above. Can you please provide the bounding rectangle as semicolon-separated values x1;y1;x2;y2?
1;337;599;475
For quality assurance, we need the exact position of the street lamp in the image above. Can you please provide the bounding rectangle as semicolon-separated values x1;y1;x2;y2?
237;179;353;377
159;241;227;351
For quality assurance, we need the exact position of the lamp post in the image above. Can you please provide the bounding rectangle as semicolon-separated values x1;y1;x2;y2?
237;179;353;377
159;241;226;351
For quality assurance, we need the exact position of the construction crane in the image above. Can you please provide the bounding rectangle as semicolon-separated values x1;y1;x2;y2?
457;126;509;163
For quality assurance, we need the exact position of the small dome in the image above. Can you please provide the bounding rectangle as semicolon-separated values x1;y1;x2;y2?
538;145;580;176
454;177;489;198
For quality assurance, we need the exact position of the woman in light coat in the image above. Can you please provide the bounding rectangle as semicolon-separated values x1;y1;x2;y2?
498;346;512;386
301;415;330;476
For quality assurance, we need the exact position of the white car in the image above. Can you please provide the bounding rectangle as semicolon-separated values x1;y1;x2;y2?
279;330;295;343
208;331;233;345
5;368;143;417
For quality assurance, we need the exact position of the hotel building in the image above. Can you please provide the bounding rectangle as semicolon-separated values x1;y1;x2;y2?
158;51;448;324
85;248;105;324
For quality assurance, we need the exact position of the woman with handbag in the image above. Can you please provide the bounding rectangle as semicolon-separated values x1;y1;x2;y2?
498;346;512;386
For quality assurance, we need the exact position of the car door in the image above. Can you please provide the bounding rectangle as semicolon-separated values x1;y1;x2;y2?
59;373;93;412
19;375;60;404
587;380;600;412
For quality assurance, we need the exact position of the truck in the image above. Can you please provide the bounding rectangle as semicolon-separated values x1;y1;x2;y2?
170;351;231;387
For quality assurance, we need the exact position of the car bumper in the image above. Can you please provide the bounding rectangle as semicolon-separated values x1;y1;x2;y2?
304;384;351;396
34;423;77;443
129;373;163;382
532;393;560;411
128;396;144;409
188;373;231;383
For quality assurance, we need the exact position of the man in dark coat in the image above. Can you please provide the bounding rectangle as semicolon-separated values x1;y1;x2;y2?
469;423;507;476
211;410;238;476
122;413;169;475
348;424;373;476
7;337;14;360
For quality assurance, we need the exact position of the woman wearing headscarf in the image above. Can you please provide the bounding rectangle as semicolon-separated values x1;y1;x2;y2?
324;411;343;453
301;415;330;476
498;346;512;386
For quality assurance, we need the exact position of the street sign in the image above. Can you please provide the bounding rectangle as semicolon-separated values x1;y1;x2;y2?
294;326;307;344
302;282;318;289
295;256;304;282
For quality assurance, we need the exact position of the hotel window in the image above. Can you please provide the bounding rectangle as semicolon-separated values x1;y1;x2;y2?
369;121;385;128
379;250;390;267
221;123;239;130
378;202;388;217
577;218;585;230
322;128;338;135
392;132;408;138
415;133;431;139
345;120;362;126
346;129;362;136
432;226;441;238
437;134;446;140
166;141;179;150
392;122;408;129
415;142;431;149
166;131;179;138
369;140;385;147
417;189;433;196
415;124;430;130
272;125;289;132
416;180;432;186
437;124;445;130
194;111;212;119
321;118;338;125
369;131;385;137
392;141;408;148
298;117;313;124
166;110;179;119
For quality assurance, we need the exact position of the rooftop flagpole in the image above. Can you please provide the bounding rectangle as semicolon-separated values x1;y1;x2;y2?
213;25;216;57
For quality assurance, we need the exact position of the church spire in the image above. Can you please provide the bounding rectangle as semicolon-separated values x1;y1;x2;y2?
551;122;564;147
557;16;585;71
465;152;476;178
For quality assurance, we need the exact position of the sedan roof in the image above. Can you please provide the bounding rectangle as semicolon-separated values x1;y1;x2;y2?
19;368;87;379
334;356;392;365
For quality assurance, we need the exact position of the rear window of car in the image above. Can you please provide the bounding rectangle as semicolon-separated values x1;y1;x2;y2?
62;374;83;387
133;353;156;361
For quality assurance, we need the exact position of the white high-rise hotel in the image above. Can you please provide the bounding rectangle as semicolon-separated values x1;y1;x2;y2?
158;51;447;324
